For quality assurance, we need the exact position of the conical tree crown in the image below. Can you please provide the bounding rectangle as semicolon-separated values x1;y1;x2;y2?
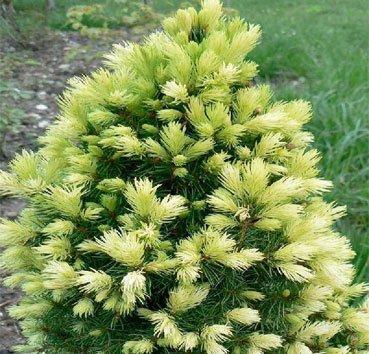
0;1;368;353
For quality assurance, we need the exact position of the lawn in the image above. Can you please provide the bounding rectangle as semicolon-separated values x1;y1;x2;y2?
7;0;369;281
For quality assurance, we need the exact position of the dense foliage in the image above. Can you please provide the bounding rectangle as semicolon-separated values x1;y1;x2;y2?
66;0;161;37
0;1;368;353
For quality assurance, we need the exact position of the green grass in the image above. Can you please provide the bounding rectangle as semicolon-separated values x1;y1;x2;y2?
10;0;159;30
11;0;96;30
8;0;369;280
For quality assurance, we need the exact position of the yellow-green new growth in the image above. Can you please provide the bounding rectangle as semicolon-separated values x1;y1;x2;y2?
0;0;368;353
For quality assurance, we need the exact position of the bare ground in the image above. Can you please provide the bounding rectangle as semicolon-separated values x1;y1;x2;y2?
0;27;146;352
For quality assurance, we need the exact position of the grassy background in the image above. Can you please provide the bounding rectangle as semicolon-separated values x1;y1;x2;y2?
7;0;369;281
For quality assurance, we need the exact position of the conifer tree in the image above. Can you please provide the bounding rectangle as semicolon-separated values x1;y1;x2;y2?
0;1;368;353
